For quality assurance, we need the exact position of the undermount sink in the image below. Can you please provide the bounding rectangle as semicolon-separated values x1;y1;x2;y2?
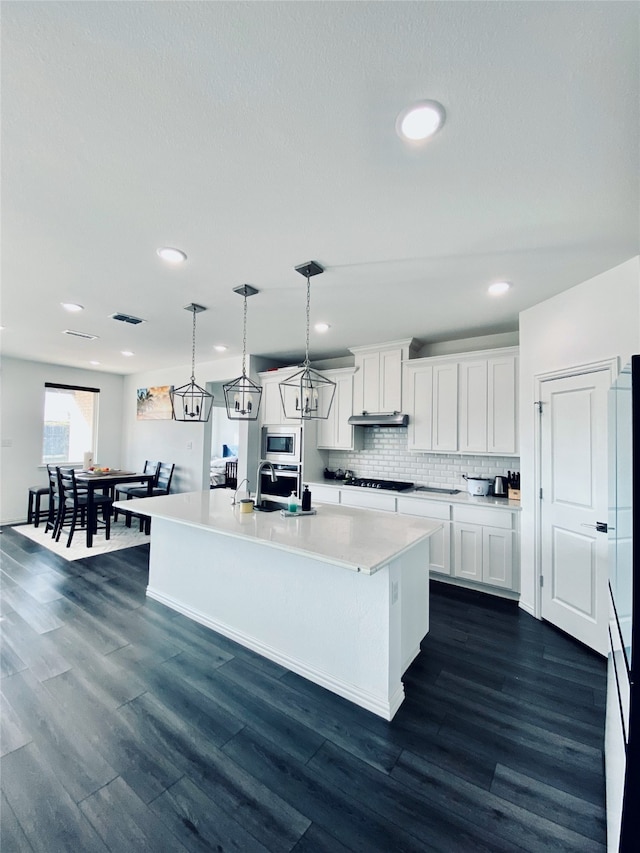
253;500;286;512
414;486;461;495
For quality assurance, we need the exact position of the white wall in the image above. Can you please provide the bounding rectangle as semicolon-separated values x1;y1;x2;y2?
120;355;246;494
0;357;125;524
519;256;640;614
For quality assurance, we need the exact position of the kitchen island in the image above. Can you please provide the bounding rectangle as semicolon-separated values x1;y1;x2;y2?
113;488;441;719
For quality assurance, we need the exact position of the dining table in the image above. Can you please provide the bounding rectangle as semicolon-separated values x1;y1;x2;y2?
74;470;156;547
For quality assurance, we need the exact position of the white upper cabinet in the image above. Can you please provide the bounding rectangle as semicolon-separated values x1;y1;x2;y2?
459;349;518;454
404;346;518;454
350;339;418;415
259;370;301;425
404;360;458;452
487;353;518;454
317;368;362;451
432;362;458;451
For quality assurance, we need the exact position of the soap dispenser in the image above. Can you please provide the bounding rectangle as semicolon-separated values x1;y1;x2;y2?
288;491;298;513
301;485;311;512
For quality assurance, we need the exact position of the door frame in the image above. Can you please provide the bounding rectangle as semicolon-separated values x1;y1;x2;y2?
533;357;618;622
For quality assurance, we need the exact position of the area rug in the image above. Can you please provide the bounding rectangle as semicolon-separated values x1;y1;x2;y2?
12;522;150;562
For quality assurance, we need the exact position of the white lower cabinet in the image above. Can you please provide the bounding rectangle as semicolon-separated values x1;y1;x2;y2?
397;497;452;576
311;486;519;594
311;484;341;505
453;505;515;590
340;489;396;512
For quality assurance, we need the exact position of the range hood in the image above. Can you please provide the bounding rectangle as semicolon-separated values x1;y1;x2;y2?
347;412;409;427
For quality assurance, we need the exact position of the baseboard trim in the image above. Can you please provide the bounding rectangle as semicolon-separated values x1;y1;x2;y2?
518;600;537;618
147;586;403;720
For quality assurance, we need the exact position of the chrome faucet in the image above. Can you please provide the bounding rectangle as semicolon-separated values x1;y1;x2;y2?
255;460;277;509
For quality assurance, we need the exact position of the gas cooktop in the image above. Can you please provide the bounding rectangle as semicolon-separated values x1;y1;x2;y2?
345;478;414;492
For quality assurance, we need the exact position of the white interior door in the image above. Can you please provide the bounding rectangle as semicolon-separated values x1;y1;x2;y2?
540;368;610;656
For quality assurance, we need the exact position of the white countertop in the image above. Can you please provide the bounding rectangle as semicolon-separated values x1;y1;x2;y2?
113;489;441;574
308;481;521;511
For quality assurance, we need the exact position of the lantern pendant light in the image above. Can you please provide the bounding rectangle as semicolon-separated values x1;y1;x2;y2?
223;284;262;420
170;303;214;422
279;261;335;420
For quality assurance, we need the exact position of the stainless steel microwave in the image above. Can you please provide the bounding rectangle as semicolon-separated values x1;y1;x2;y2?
262;425;302;464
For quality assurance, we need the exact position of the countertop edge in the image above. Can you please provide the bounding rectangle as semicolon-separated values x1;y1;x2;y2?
308;481;521;510
112;495;441;575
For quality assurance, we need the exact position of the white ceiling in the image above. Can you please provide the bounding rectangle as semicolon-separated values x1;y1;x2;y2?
2;1;638;375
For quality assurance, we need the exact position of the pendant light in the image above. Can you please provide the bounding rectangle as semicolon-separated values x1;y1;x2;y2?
223;284;262;420
170;303;214;422
279;261;335;420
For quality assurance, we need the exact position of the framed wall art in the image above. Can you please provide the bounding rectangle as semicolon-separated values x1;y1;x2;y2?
136;385;173;420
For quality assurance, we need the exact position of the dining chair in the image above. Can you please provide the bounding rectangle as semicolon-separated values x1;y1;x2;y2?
118;462;175;530
55;466;112;548
45;464;89;537
113;461;160;522
27;484;49;527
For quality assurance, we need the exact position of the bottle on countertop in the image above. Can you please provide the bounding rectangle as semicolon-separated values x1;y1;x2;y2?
288;491;298;513
301;485;311;512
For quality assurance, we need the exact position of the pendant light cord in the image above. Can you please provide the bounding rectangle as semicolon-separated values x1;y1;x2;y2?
190;306;197;382
303;273;311;368
241;293;248;377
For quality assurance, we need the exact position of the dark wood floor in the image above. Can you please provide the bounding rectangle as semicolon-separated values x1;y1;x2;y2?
1;524;607;852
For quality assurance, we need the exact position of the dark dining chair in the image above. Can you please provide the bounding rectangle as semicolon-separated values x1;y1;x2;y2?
27;484;49;527
55;466;112;548
44;464;61;535
117;462;175;530
113;461;160;522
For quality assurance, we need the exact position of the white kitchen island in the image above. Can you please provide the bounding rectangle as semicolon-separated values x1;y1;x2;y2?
113;489;441;720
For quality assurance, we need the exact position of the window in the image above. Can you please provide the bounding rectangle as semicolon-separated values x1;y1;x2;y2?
42;383;99;465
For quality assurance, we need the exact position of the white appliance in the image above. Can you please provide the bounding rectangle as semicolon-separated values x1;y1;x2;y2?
463;475;492;496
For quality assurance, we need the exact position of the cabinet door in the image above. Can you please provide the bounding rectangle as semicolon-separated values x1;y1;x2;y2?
405;364;433;450
454;522;483;582
459;360;488;453
311;484;341;505
357;352;381;414
482;526;513;589
334;373;355;449
428;522;451;575
487;356;518;454
380;349;402;412
317;372;357;450
432;363;458;451
316;383;337;448
260;379;284;425
340;490;396;512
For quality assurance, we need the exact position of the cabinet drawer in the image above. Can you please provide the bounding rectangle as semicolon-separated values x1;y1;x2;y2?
453;505;514;529
340;490;396;512
311;485;341;505
397;497;451;520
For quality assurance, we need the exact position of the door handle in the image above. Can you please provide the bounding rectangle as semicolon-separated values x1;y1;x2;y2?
580;522;611;533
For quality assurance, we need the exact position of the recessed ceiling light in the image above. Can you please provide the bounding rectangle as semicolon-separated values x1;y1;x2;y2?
488;281;512;296
315;322;331;333
396;100;446;142
61;302;84;312
90;360;100;366
121;350;135;357
157;247;187;264
214;345;228;352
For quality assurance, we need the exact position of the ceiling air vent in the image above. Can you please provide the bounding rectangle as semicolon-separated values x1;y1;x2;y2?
110;312;146;325
62;329;99;340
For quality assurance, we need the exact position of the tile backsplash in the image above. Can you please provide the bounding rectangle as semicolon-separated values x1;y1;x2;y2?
326;426;519;489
